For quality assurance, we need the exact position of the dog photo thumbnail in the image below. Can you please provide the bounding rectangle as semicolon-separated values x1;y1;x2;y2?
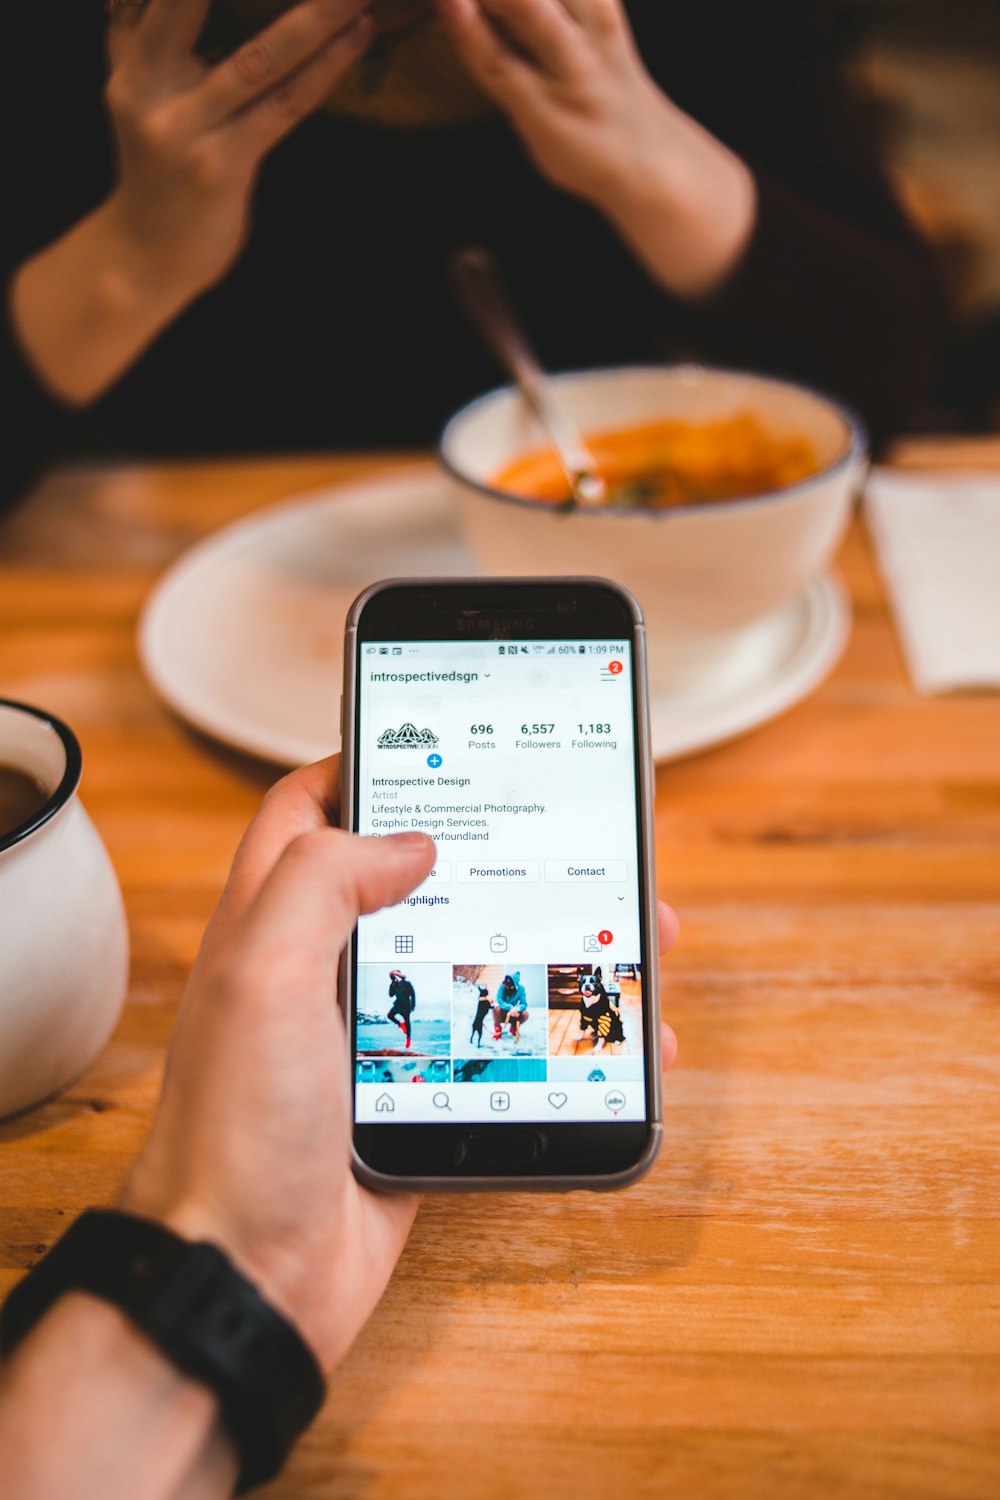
452;964;547;1058
547;963;644;1057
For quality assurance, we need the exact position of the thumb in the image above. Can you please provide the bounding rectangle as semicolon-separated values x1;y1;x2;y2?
236;828;436;979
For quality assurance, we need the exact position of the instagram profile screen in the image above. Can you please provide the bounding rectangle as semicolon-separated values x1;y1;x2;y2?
353;640;648;1125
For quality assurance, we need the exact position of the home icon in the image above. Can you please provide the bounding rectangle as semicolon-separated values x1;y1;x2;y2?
375;1093;395;1113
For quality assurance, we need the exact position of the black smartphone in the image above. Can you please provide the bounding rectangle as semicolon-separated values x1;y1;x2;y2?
340;577;660;1190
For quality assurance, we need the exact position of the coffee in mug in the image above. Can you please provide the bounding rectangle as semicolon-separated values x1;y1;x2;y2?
0;763;47;839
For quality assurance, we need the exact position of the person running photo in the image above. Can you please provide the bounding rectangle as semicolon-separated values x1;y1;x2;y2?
493;973;528;1042
387;969;416;1049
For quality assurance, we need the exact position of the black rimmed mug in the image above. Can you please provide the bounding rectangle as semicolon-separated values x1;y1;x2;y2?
0;701;128;1120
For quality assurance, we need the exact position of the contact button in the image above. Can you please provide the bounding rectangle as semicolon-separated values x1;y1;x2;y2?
457;862;540;882
545;860;628;882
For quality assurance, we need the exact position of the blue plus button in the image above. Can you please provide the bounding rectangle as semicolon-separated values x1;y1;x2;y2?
427;753;442;769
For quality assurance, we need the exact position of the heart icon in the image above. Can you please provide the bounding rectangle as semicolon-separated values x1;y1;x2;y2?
548;1091;568;1109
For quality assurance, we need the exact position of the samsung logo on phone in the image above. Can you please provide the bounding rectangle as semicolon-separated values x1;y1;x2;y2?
457;618;536;634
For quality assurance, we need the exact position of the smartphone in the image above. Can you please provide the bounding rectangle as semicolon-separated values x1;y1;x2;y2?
341;577;660;1190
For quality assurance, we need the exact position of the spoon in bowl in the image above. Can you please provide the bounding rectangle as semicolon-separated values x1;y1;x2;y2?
448;246;608;509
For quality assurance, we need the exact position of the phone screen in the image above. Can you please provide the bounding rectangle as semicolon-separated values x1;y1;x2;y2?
352;635;648;1128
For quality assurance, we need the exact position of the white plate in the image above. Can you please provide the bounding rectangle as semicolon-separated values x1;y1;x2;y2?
138;466;850;766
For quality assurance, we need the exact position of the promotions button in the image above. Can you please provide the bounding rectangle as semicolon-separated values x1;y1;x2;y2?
457;862;539;883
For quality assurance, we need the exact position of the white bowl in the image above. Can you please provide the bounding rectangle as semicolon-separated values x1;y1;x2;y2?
440;365;868;687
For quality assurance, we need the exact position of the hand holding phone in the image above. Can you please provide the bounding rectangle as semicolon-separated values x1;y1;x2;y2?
342;578;662;1190
121;747;677;1366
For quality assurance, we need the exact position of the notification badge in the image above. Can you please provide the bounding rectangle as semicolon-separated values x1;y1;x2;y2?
598;929;613;946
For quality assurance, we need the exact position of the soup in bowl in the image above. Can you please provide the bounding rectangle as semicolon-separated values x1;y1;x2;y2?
439;365;868;687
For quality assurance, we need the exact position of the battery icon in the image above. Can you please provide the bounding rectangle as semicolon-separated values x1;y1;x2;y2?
579;644;586;654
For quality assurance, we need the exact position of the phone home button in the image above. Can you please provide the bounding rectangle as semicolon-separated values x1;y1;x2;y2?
461;1128;544;1167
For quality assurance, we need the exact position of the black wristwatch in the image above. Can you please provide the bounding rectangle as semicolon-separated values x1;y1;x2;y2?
0;1209;326;1494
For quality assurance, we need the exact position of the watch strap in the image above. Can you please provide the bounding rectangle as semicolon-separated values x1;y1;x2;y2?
0;1209;326;1494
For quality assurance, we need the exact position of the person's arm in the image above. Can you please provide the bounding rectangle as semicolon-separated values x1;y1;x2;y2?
0;0;375;517
0;752;683;1498
434;0;948;441
436;0;756;299
0;1294;236;1500
10;0;373;410
0;763;437;1499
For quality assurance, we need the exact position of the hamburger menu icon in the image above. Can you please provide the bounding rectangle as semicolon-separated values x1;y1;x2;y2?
377;723;439;749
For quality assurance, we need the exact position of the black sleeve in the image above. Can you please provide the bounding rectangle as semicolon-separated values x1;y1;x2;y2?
692;166;946;446
1;5;114;518
630;0;951;445
0;312;82;516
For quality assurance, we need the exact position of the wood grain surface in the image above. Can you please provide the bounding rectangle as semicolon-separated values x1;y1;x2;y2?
1;448;998;1500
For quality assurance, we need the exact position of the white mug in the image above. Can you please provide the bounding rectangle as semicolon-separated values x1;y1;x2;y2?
0;700;128;1120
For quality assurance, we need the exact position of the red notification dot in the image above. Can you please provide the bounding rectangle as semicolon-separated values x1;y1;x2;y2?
608;660;623;675
598;929;613;946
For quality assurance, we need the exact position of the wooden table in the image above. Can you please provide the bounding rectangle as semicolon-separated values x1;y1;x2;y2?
1;446;998;1499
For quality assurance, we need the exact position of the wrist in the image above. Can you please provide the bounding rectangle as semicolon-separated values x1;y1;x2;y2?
117;1181;336;1367
2;1210;327;1494
0;1291;235;1500
93;192;204;323
9;195;202;407
594;97;757;300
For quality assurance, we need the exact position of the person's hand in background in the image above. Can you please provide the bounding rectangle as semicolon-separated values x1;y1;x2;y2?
434;0;757;298
11;0;374;406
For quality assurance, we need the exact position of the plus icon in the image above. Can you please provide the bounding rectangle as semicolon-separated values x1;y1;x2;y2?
427;753;443;769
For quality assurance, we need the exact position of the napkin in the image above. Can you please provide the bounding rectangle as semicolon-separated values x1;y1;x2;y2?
863;468;1000;694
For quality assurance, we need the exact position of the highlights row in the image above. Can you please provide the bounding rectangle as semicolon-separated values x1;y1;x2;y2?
355;961;643;1061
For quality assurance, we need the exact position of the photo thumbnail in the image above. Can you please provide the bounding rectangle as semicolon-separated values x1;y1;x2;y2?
547;1056;644;1084
356;1057;450;1086
452;964;547;1058
547;963;644;1057
357;962;451;1056
452;1058;546;1084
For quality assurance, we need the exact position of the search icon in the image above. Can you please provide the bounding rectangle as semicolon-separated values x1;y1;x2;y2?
432;1091;452;1111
